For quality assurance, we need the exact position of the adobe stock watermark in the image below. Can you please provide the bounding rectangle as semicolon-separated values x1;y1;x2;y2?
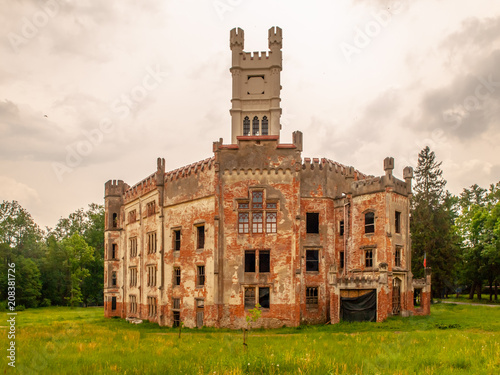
51;64;168;182
213;0;245;21
443;74;500;131
339;1;404;63
7;0;63;52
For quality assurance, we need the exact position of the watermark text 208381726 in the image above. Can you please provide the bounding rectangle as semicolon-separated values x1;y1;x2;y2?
7;262;17;368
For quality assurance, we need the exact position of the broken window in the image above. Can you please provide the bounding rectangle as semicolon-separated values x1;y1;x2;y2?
259;250;270;273
340;251;345;269
365;212;375;234
111;271;117;287
112;213;118;228
174;267;181;286
147;265;157;287
197;265;205;287
238;213;249;233
395;211;401;234
129;237;137;257
266;212;277;233
306;213;319;234
245;250;256;272
252;191;263;209
173;229;181;251
252;116;259;135
196;299;204;328
128;209;136;224
244;287;256;309
306;287;319;308
261;116;268;135
243;116;250;136
414;289;422;307
147;296;157;317
395;246;402;267
252;212;263;233
129;267;137;287
173;298;181;310
111;244;117;259
111;296;116;311
339;220;344;236
365;249;374;268
197;225;205;249
259;287;270;308
306;249;319;272
129;295;137;314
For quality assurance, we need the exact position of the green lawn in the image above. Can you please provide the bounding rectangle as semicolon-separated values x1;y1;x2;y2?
437;294;500;305
1;304;499;374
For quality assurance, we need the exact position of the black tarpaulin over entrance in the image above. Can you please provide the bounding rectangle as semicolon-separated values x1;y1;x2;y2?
340;290;377;322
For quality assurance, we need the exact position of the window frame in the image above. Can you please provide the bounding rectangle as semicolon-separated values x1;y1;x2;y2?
173;266;181;286
364;212;375;234
365;249;374;268
306;212;320;234
196;225;205;249
197;265;205;287
173;229;181;251
395;246;402;267
395;211;401;234
306;287;319;309
305;249;320;272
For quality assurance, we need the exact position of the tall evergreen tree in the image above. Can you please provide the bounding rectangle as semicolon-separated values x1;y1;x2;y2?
411;146;458;298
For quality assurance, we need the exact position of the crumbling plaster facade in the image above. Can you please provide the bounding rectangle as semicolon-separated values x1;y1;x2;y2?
104;27;431;329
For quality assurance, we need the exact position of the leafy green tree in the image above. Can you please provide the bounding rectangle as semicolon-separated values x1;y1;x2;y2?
60;234;95;307
411;146;459;298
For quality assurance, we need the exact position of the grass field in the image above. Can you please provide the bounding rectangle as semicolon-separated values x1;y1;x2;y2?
437;294;500;305
1;303;499;374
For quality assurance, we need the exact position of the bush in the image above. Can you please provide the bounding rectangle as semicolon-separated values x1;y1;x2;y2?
16;305;26;311
0;300;7;312
40;298;51;307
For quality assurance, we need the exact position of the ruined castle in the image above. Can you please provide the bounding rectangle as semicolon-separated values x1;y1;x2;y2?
104;27;431;328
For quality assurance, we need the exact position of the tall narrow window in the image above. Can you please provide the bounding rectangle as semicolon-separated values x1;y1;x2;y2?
129;268;137;287
306;213;319;234
111;296;117;311
245;250;256;272
259;287;270;308
365;249;373;268
197;225;205;249
365;212;375;233
130;237;137;257
147;265;157;287
252;116;259;135
111;244;117;259
146;201;156;217
128;210;136;223
147;232;157;254
129;295;137;314
306;287;319;308
111;271;117;287
174;267;181;286
244;287;256;309
173;229;181;251
340;251;345;269
395;211;401;234
112;213;118;228
266;212;277;233
238;213;249;234
259;250;270;273
339;220;344;236
243;116;250;136
197;265;205;287
395;247;402;267
261;116;268;135
252;212;263;233
306;250;319;272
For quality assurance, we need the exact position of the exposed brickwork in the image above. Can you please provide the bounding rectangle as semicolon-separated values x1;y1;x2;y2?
103;27;430;328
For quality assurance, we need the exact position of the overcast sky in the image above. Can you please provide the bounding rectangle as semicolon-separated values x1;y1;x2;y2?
1;0;499;229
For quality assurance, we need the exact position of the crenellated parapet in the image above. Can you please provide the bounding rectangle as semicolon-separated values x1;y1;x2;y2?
164;157;215;182
105;180;129;198
123;172;157;203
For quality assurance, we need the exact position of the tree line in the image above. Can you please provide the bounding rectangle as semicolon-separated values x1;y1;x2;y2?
0;146;498;308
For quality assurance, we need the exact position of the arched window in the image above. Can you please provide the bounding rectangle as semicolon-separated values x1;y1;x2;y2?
243;116;250;136
112;213;118;228
261;116;268;135
365;212;375;233
252;116;259;135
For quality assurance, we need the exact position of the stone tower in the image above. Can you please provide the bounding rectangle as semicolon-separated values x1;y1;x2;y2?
229;26;283;143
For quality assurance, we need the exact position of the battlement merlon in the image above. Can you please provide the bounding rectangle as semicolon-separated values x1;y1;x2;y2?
403;166;414;194
156;157;166;186
104;180;129;198
230;27;244;51
268;26;282;50
230;27;282;70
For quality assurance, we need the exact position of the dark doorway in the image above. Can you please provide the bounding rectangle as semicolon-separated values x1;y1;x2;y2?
392;278;401;315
